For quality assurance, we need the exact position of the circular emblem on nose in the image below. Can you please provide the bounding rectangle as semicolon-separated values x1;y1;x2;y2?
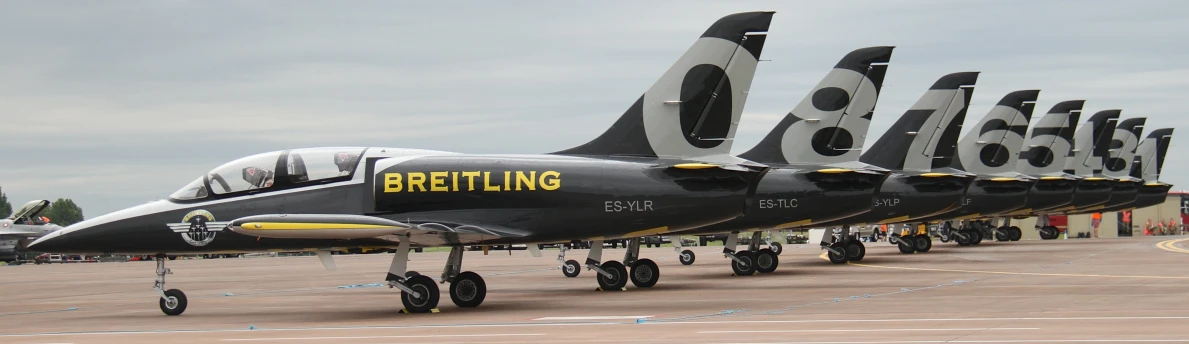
167;210;228;247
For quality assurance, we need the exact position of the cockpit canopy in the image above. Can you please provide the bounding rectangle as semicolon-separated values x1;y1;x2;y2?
170;147;364;201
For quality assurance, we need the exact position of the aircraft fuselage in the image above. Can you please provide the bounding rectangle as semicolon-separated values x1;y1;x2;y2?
30;153;765;254
667;165;887;236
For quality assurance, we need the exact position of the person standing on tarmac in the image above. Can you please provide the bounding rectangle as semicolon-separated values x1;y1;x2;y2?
1091;213;1102;238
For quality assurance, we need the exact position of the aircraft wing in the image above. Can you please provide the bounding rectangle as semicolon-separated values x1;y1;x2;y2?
226;214;529;246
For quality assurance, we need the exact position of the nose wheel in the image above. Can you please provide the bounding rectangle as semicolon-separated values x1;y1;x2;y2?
152;254;188;316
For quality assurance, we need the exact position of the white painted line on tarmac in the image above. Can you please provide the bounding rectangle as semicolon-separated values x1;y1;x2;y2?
533;316;653;320
699;327;1038;334
221;333;544;341
4;315;1188;338
708;338;1189;340
648;315;1189;325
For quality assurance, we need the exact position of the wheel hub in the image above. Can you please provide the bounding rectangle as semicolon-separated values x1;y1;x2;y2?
633;266;653;281
456;280;477;301
409;285;431;307
165;297;178;309
758;255;773;268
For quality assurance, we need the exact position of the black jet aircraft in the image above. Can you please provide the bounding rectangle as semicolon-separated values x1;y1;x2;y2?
30;11;778;316
547;46;894;281
908;90;1041;248
1127;128;1175;210
804;72;980;263
1064;117;1148;216
995;101;1085;239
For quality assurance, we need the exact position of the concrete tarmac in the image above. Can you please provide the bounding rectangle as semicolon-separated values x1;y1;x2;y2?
2;236;1189;343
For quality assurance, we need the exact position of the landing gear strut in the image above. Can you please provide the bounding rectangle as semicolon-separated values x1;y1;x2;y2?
558;246;581;278
154;254;187;316
823;225;863;263
581;239;638;290
441;246;486;308
725;231;779;275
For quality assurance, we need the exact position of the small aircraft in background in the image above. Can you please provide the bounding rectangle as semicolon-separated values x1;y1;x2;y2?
0;200;64;263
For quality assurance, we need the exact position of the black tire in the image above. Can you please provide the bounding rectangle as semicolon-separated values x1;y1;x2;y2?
401;275;440;313
769;242;783;255
731;250;758;275
994;227;1009;242
563;260;581;278
405;271;420;279
679;250;695;265
971;230;983;245
827;244;848;264
1010;226;1022;241
898;238;915;254
159;289;187;316
167;255;177;261
1040;226;1057;240
596;260;628;290
915;235;932;253
939;232;952;243
889;233;902;246
846;241;865;262
755;249;778;273
449;271;486;308
629;259;660;288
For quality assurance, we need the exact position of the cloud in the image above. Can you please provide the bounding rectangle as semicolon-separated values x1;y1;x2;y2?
1;1;1187;218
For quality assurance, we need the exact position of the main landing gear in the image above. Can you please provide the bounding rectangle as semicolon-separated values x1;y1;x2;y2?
889;223;931;254
384;238;488;313
941;220;983;247
581;238;658;290
992;217;1022;242
722;231;780;275
678;231;781;267
154;254;187;316
822;225;867;264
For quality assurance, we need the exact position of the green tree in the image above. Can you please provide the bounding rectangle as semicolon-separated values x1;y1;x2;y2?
0;190;11;218
44;198;84;226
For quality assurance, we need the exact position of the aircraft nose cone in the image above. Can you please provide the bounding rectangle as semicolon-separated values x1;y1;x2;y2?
27;228;73;252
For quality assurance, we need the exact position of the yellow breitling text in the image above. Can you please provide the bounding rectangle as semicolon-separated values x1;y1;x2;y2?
383;171;561;193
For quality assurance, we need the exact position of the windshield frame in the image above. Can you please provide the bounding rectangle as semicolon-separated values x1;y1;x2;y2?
167;147;369;203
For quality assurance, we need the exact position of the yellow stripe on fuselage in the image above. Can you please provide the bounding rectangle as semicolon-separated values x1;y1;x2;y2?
775;219;813;229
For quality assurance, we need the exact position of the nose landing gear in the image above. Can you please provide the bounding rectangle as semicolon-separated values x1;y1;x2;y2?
153;254;187;316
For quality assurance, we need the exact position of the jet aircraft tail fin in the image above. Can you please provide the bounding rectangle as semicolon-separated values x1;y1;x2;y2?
1063;109;1120;176
1103;117;1146;178
1132;128;1174;182
738;46;894;166
859;72;979;172
1017;100;1083;176
552;11;774;160
951;90;1039;173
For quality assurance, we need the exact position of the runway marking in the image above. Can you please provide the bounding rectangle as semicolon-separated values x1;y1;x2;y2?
533;316;652;320
221;333;543;341
699;327;1038;334
1156;238;1189;254
713;338;1189;340
816;253;1189;279
5;316;1189;338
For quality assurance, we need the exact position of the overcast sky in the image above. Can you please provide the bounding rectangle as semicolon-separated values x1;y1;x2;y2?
1;1;1186;218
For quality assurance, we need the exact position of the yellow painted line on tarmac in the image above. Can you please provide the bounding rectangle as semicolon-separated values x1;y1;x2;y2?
817;252;1189;280
1156;238;1189;254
